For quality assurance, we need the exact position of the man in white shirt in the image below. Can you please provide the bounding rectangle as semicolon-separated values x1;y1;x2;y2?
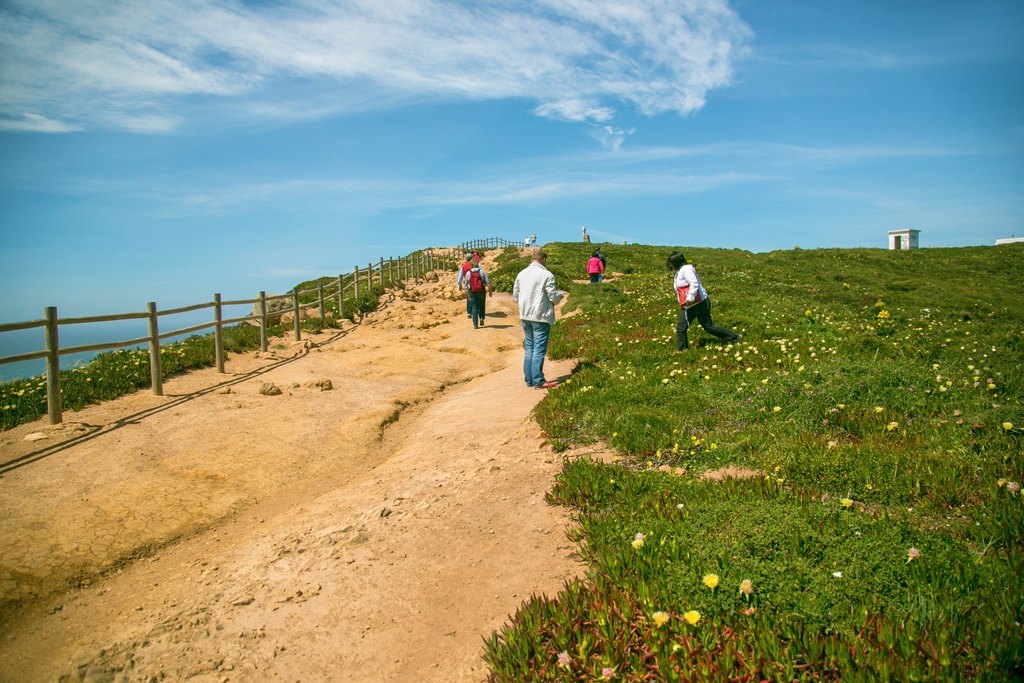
512;251;564;389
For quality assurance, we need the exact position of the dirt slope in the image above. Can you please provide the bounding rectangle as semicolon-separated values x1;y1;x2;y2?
0;266;582;682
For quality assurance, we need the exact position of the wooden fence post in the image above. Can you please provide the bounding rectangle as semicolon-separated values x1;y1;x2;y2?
292;289;301;341
378;258;384;288
147;301;163;396
214;293;225;373
337;275;345;320
317;282;324;323
366;262;373;292
44;306;62;425
353;266;360;299
259;291;268;352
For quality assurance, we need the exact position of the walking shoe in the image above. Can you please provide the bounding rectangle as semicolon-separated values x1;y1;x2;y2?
536;381;559;389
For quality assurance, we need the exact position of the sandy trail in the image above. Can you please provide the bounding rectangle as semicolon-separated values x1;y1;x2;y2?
0;268;582;682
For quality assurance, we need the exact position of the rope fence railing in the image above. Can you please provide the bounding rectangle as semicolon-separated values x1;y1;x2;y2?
0;243;500;425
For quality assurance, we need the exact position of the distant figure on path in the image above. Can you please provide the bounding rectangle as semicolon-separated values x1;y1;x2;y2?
513;250;564;389
456;254;474;318
462;262;493;329
668;251;741;350
524;235;531;248
586;251;605;284
530;232;537;247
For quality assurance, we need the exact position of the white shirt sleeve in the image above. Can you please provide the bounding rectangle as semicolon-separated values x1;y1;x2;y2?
675;265;701;303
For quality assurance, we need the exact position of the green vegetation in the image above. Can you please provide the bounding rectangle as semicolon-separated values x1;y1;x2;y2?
1;322;281;429
485;242;1024;680
0;251;458;430
2;241;1020;677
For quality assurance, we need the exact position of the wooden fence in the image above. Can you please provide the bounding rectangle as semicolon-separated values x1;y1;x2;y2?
457;237;522;251
0;242;524;425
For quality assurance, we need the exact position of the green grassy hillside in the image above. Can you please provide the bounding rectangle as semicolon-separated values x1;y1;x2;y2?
485;242;1023;680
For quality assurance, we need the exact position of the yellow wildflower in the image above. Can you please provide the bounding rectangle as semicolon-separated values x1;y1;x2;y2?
703;574;719;590
652;611;670;628
683;610;701;626
841;498;853;508
739;579;754;596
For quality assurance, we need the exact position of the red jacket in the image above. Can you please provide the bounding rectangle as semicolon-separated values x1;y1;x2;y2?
586;256;605;275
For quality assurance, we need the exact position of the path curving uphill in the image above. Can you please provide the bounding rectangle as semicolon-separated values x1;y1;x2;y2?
0;267;581;681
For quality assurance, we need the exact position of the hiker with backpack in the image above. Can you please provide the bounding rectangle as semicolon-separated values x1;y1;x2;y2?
456;254;474;318
462;262;493;329
668;251;741;350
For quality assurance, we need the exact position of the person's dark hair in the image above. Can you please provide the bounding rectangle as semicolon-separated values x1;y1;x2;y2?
667;251;687;271
465;254;473;261
592;250;599;257
533;250;547;262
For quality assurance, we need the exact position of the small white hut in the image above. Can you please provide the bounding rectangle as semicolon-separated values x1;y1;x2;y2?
888;229;920;250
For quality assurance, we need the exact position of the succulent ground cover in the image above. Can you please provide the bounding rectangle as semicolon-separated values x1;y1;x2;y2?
485;242;1023;681
0;275;389;430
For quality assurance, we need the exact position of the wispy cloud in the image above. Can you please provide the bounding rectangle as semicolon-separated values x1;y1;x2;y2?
143;169;777;215
753;43;923;71
0;113;80;133
0;0;751;134
5;137;977;215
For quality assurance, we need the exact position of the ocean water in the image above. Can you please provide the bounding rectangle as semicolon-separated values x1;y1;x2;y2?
0;304;254;382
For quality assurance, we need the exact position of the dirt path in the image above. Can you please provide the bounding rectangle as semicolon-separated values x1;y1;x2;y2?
0;268;582;681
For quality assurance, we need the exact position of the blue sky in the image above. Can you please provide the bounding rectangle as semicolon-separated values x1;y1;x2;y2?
1;0;1022;322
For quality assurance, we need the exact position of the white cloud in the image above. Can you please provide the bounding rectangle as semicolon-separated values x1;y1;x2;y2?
588;125;636;152
0;0;752;133
0;113;80;133
535;100;615;124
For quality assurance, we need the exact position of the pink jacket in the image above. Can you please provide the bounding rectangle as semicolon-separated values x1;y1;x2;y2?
586;256;605;275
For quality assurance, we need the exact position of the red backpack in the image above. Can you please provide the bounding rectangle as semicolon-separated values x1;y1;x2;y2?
469;268;485;293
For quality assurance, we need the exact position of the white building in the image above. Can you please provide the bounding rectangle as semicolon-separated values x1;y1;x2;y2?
888;229;920;250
